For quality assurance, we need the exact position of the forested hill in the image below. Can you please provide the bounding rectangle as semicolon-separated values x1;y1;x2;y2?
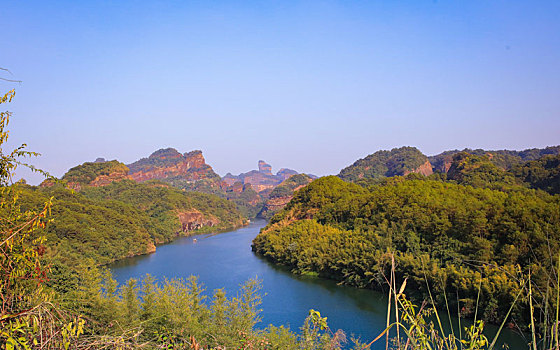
253;153;560;326
338;145;560;183
338;146;432;181
430;145;560;172
511;153;560;194
19;180;244;268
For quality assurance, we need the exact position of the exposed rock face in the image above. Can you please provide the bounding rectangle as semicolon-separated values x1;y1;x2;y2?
223;160;300;193
404;160;433;176
90;171;129;187
277;168;298;181
144;241;157;255
176;209;219;232
258;160;273;175
127;148;220;183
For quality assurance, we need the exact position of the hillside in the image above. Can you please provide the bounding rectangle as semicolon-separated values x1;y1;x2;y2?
258;173;314;219
20;180;245;268
511;153;560;194
254;156;560;325
430;145;560;173
59;160;130;190
338;146;433;182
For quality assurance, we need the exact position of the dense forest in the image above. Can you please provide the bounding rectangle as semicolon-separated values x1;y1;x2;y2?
253;152;560;330
338;146;430;182
429;146;560;172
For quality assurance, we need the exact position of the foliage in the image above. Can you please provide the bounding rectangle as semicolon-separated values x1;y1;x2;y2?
0;89;90;349
445;152;519;190
62;160;129;185
81;179;244;239
429;146;560;172
338;146;429;182
253;175;560;328
511;154;560;195
269;174;313;199
221;182;263;219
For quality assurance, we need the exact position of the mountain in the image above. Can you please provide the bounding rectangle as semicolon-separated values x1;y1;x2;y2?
21;179;245;266
258;173;314;219
53;153;313;219
337;145;560;184
127;148;221;184
444;152;519;190
511;153;560;194
58;159;129;191
223;160;299;193
338;146;433;182
429;146;560;173
222;160;309;217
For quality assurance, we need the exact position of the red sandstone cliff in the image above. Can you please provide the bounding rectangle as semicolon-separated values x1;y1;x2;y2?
127;148;221;183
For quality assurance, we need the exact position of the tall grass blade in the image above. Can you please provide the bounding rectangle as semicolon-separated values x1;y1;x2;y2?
530;271;538;350
386;255;393;350
392;254;401;347
440;276;455;348
543;279;550;350
488;279;526;350
457;290;462;347
554;254;560;350
421;258;446;347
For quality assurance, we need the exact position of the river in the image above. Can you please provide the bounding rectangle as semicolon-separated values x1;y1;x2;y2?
109;220;527;349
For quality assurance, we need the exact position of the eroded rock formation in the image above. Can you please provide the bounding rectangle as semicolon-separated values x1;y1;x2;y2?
128;148;220;183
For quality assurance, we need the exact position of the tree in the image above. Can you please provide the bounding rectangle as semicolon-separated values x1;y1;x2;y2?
0;89;82;349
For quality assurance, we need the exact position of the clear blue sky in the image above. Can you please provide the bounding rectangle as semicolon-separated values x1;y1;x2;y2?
2;0;559;184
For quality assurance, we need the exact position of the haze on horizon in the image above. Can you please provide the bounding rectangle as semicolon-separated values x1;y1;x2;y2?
2;0;559;184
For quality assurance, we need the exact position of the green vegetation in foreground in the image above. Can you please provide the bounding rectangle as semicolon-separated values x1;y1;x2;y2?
252;174;560;330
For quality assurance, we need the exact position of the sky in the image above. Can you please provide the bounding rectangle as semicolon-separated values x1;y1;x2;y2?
2;0;559;184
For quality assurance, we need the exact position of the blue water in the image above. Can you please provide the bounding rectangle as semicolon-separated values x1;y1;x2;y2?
109;220;527;349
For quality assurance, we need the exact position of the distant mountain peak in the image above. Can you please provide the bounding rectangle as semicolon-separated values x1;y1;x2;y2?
338;146;431;182
128;148;219;183
258;160;272;175
149;148;182;159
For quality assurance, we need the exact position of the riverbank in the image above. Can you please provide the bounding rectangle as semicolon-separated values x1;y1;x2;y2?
109;220;526;349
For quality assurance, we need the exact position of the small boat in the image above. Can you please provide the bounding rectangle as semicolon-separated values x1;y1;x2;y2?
193;238;197;243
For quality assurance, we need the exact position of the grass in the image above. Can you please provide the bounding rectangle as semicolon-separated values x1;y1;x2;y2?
363;253;560;350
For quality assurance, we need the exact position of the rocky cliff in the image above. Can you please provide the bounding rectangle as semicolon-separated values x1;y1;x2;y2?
127;148;221;184
403;160;433;177
176;209;219;233
258;160;273;175
223;160;300;193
